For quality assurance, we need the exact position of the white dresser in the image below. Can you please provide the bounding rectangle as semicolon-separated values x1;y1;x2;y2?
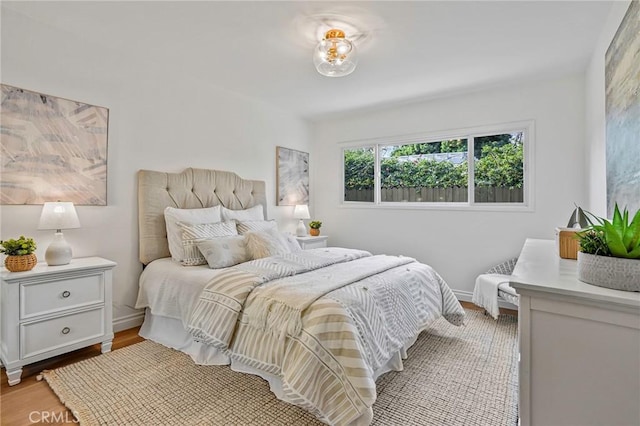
511;239;640;426
1;257;116;385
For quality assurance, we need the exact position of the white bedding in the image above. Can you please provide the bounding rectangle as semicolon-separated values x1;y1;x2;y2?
135;249;465;425
135;258;224;324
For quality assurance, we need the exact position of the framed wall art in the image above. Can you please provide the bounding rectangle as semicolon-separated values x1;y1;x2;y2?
605;0;639;217
276;146;309;206
0;84;109;205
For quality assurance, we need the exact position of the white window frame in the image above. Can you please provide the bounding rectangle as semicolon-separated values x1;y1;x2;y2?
339;120;535;212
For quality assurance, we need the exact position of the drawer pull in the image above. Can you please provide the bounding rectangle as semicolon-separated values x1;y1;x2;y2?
61;327;71;335
62;291;71;298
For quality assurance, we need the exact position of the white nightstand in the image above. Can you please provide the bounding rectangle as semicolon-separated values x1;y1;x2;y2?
296;235;328;250
1;257;116;385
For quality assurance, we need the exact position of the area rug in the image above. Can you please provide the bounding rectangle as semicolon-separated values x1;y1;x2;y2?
43;310;518;425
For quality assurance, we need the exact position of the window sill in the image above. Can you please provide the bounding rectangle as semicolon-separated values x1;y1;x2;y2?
339;201;534;212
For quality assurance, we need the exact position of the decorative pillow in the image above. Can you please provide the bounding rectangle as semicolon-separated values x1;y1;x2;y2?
236;220;278;235
221;205;264;222
178;221;238;266
197;236;251;269
244;228;292;259
164;206;222;262
279;232;302;252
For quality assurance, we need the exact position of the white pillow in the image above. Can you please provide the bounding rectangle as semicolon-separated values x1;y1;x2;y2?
236;220;278;235
244;228;292;259
221;205;264;222
279;232;302;253
178;221;238;266
164;206;222;262
197;236;251;269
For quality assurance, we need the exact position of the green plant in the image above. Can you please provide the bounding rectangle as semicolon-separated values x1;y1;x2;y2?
0;236;37;256
578;204;640;259
309;221;322;230
577;229;611;257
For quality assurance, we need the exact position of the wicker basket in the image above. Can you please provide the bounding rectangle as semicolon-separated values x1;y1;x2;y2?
5;254;37;272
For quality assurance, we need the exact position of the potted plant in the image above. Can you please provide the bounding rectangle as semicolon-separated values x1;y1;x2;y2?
576;204;640;291
309;221;322;237
1;236;37;272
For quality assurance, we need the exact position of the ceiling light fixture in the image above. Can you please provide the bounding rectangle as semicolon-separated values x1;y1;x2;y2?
313;28;358;77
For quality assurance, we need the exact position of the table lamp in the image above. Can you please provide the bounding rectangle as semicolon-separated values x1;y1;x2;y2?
293;204;310;237
38;201;81;265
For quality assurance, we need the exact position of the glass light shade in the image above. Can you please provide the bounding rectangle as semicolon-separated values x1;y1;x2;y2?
38;202;81;231
313;29;358;77
293;204;310;219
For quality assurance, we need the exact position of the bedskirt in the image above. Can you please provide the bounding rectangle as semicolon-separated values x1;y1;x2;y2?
139;309;431;425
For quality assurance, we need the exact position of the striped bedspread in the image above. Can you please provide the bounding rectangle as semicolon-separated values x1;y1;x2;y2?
187;248;465;425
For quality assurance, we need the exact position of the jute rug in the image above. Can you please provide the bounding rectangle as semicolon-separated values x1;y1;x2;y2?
44;310;518;425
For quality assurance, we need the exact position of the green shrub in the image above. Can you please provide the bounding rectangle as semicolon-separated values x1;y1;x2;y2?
309;221;322;230
0;236;37;256
578;204;640;259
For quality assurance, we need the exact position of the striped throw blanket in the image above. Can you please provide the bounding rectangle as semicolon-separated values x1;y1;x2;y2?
187;248;371;350
187;248;465;425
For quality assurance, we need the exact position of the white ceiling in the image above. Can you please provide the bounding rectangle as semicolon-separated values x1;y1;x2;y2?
4;1;615;120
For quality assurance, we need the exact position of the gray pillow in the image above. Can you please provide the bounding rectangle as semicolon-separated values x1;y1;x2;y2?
197;235;251;268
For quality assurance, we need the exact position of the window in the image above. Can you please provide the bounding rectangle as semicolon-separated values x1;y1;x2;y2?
342;121;532;209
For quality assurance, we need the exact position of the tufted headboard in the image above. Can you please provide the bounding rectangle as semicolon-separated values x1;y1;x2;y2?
138;168;267;265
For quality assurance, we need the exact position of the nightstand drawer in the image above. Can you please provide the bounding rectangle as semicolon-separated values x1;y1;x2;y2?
20;273;104;319
21;307;105;359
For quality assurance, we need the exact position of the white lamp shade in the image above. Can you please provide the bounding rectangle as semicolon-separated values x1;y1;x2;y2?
38;202;81;230
293;205;310;220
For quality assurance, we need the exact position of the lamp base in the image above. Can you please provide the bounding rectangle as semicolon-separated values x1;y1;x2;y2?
296;219;307;237
45;232;73;266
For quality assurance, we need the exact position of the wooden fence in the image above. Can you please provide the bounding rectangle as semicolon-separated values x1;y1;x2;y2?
345;187;523;203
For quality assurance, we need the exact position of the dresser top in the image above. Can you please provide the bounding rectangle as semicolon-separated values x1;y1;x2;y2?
510;239;640;308
1;256;116;281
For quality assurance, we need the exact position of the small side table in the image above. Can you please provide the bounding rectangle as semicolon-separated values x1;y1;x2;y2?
1;257;116;385
296;235;328;250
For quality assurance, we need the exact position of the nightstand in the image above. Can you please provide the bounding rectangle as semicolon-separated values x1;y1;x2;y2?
1;257;116;385
296;235;328;250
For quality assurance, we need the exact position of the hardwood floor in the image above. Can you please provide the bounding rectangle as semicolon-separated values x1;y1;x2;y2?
0;327;143;426
0;302;516;425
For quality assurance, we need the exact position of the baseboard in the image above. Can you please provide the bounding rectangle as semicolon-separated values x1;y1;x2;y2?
454;289;474;303
454;289;518;310
113;312;145;332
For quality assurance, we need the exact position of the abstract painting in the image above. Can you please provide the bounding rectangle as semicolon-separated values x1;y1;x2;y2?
276;146;309;206
0;85;109;205
605;0;639;217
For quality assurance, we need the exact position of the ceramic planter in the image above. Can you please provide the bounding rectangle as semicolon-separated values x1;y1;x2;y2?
577;252;640;291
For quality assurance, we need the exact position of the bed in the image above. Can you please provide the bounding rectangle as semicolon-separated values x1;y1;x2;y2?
134;167;465;425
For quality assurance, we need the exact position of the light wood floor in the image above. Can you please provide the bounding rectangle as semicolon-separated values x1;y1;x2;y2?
1;328;144;426
0;302;515;425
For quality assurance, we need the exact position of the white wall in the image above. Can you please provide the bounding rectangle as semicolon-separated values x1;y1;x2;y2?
585;0;632;217
311;74;586;298
1;8;311;328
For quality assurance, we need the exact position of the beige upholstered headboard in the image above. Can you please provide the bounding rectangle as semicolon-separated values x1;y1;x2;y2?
138;168;267;265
